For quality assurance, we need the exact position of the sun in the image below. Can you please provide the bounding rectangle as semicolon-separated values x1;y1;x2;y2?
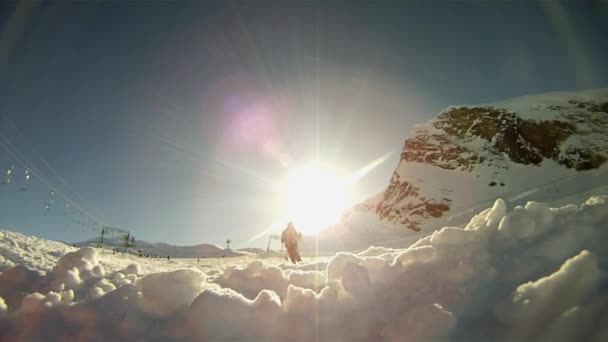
248;153;392;243
281;164;351;235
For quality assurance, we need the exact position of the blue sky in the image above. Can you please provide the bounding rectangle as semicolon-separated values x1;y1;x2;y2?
0;1;607;248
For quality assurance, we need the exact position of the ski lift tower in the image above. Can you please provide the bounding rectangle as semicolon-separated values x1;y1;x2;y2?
100;225;131;250
267;234;282;253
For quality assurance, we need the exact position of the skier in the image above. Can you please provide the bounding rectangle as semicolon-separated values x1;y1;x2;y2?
281;222;302;264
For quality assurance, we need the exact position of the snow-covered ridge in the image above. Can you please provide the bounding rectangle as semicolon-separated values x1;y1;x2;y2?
480;87;608;121
1;194;607;340
374;88;608;231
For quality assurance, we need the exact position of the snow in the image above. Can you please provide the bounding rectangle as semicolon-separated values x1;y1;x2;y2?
496;249;599;323
213;260;290;299
76;236;247;259
0;296;6;315
139;268;206;316
1;192;608;340
479;87;608;121
376;157;608;243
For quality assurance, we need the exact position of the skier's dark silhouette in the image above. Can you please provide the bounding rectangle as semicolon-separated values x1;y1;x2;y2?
281;222;302;264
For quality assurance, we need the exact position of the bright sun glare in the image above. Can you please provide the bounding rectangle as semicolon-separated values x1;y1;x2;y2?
248;153;391;242
282;164;350;235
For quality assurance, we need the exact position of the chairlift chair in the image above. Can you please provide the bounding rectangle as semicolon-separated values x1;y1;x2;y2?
20;170;30;191
2;166;14;184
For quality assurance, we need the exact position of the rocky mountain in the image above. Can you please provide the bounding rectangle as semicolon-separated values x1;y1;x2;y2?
344;89;608;237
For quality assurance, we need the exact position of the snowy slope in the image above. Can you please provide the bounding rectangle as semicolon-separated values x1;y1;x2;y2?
1;193;608;341
1;230;212;275
337;88;608;245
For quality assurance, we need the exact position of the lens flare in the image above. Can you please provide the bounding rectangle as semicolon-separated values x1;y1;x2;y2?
248;152;392;242
282;164;350;235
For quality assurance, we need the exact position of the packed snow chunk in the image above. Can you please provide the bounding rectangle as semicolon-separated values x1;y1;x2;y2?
584;195;605;206
89;286;105;300
431;226;478;246
326;252;364;281
580;194;608;222
0;254;15;271
538;295;608;342
61;289;74;305
465;198;507;231
393;245;435;265
187;286;281;341
139;268;206;316
52;282;65;292
409;235;432;249
556;203;580;213
244;259;265;274
0;296;6;315
280;285;349;340
289;260;329;272
214;261;289;299
498;206;539;241
110;269;140;287
61;267;83;290
524;201;554;230
0;265;44;310
341;262;373;299
361;256;393;284
288;270;326;292
125;273;138;284
45;291;62;305
283;284;324;313
121;263;141;276
114;272;125;281
91;264;105;278
20;292;51;312
53;247;98;275
496;250;600;325
93;278;116;293
534;197;608;263
47;250;65;258
358;246;398;257
381;303;456;341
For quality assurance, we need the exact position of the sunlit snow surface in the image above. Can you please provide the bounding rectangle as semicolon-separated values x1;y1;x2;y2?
2;194;608;341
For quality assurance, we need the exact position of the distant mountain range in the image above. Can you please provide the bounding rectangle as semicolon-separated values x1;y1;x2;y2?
75;236;250;258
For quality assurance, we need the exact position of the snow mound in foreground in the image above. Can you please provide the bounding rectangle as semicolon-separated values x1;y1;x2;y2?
1;195;608;341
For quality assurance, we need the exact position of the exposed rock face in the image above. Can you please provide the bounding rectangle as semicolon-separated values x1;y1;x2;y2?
374;90;608;231
401;105;607;172
375;174;449;231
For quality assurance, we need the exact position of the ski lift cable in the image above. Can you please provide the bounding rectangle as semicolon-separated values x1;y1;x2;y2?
0;140;82;218
2;116;91;207
0;137;71;205
0;115;108;233
0;136;106;229
446;170;598;214
368;171;603;248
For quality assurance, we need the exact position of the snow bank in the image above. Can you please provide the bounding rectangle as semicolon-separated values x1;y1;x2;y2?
1;194;608;341
0;230;72;273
